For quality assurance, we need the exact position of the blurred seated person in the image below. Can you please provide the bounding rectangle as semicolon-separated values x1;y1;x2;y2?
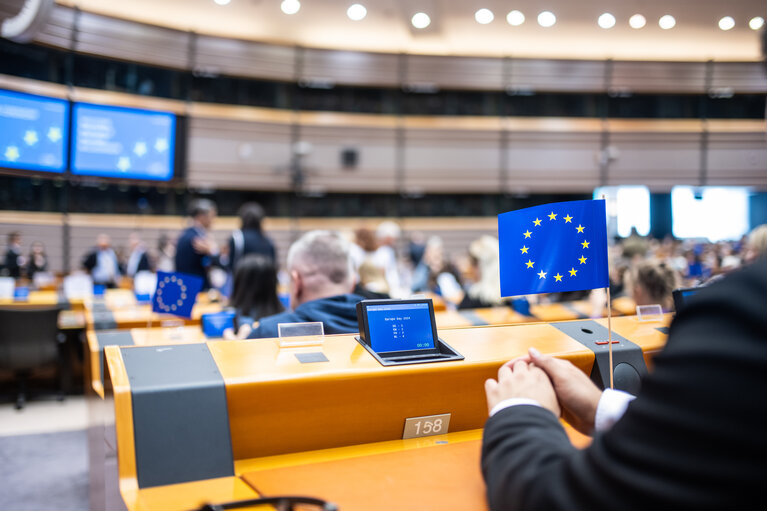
628;259;679;312
349;227;378;271
175;198;219;290
25;241;49;280
3;231;24;278
225;254;284;339
247;230;365;339
373;221;402;296
82;234;122;288
411;236;464;303
226;202;276;273
125;232;151;278
353;259;391;300
743;223;767;265
458;235;506;309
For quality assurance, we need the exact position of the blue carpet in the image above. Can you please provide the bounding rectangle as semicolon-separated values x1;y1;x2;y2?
0;429;88;511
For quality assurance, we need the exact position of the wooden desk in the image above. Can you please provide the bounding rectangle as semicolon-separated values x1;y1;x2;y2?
103;314;669;511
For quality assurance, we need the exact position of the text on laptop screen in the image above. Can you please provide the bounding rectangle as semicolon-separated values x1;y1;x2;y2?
366;302;435;353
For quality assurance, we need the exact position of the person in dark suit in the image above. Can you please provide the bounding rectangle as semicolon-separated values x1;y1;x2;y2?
82;233;122;287
25;241;49;280
481;255;767;509
226;202;276;272
175;198;219;290
3;231;24;278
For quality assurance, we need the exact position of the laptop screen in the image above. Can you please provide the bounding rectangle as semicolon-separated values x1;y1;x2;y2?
366;302;435;353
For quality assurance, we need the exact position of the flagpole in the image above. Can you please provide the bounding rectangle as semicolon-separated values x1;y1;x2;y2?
606;284;614;389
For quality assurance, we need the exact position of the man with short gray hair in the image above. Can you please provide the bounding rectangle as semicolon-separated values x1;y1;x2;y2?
248;230;364;339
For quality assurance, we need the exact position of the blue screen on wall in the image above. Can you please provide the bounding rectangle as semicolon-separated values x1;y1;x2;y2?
366;302;435;353
71;103;176;181
0;89;69;173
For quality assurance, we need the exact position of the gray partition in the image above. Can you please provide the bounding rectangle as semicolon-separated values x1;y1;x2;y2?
610;61;707;93
299;124;398;193
710;62;767;93
195;35;296;81
506;131;601;192
403;128;503;193
405;55;505;91
508;59;606;92
30;4;76;49
186;117;293;191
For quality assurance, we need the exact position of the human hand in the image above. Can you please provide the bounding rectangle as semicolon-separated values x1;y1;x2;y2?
192;237;218;255
222;323;253;340
485;360;561;418
527;347;602;435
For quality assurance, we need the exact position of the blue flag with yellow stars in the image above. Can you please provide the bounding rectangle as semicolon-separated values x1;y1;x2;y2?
151;271;204;319
498;199;609;297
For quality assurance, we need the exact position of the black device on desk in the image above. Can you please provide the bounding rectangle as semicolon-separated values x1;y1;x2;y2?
355;298;464;366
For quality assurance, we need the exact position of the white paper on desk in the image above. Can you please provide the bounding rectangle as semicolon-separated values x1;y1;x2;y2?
63;273;93;299
0;277;14;299
134;271;157;296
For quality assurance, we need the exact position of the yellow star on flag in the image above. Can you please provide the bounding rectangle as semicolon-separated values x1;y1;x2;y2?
569;267;578;277
537;270;547;279
554;273;563;282
525;260;534;268
533;218;542;226
523;230;532;238
548;212;557;221
579;255;587;264
576;225;585;233
563;214;573;223
520;246;529;254
581;240;590;249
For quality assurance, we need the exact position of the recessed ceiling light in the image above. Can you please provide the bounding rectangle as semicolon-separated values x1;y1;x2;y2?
411;12;430;29
506;10;525;26
347;3;367;21
537;11;556;28
598;13;616;29
750;16;765;30
658;15;676;30
475;8;494;25
213;0;230;5
718;16;735;31
281;0;300;15
629;14;646;29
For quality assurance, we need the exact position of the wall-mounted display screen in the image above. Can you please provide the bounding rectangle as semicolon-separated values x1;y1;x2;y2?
71;103;176;181
0;89;69;173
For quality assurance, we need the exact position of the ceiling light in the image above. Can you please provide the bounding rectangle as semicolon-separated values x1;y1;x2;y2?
658;15;676;30
347;4;367;21
629;14;646;29
411;12;430;29
598;13;616;29
281;0;300;15
750;16;765;30
537;11;556;28
718;16;735;31
213;0;230;5
475;8;494;25
506;10;525;26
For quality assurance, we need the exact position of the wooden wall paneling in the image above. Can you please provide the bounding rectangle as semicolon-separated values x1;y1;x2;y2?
710;62;767;94
194;35;296;81
298;124;398;193
706;132;767;188
301;49;400;88
610;61;707;93
402;128;503;193
606;132;703;188
505;131;601;192
507;59;606;93
30;4;76;49
186;117;293;191
74;12;191;69
405;55;505;91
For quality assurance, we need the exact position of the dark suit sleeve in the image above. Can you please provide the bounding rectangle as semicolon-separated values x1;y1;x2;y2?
481;259;767;510
82;251;96;272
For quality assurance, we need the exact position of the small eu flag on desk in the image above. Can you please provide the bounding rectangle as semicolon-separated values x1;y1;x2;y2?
498;199;609;297
151;271;203;319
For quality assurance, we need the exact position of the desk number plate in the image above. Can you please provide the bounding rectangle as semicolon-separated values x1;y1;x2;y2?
402;413;451;439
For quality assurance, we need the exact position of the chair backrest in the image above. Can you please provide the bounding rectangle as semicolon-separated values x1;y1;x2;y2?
0;306;61;371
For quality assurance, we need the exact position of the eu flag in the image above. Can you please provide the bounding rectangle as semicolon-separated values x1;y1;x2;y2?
151;271;204;319
498;199;609;297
